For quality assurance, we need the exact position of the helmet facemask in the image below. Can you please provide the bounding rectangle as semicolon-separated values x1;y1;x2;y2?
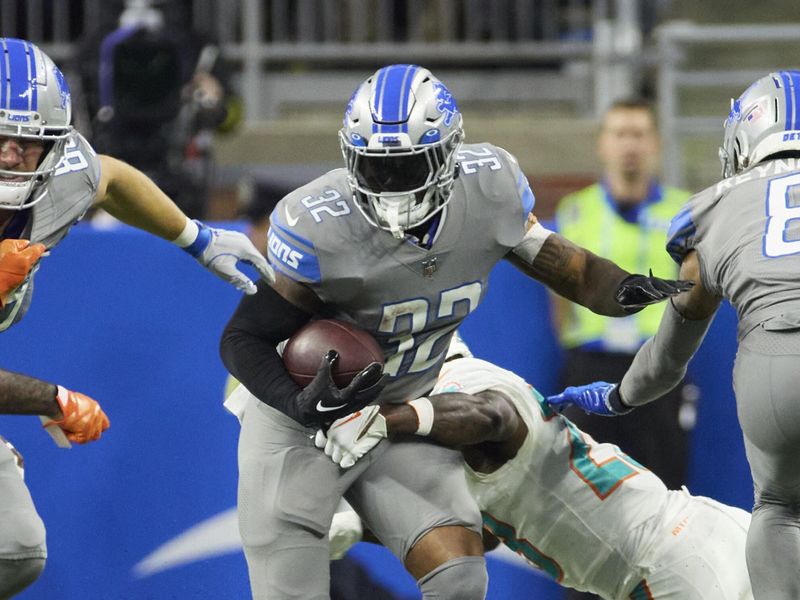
0;38;73;211
0;127;70;210
340;126;462;238
340;64;464;239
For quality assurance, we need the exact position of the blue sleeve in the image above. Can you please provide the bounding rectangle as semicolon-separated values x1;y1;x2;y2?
517;170;536;218
665;205;697;264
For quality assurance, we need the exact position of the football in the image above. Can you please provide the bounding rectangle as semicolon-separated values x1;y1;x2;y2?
283;319;384;388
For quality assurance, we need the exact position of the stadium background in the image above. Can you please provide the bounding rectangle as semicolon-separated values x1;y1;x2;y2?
0;1;796;598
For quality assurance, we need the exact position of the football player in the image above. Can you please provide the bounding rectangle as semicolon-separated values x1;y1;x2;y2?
0;37;270;596
548;71;800;599
221;64;690;599
320;335;753;599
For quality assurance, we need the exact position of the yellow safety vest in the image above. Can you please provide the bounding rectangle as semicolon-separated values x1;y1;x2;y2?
555;182;691;352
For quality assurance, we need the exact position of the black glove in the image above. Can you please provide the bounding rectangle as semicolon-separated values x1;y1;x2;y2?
294;350;385;427
615;269;694;313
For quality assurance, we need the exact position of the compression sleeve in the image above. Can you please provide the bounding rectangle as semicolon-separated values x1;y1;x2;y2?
220;279;313;420
619;300;714;406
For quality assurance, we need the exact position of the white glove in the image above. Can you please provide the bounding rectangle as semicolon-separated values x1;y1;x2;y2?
314;405;387;468
329;510;363;560
177;220;275;294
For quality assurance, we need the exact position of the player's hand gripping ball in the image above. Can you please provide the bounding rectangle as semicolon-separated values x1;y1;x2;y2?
283;319;385;427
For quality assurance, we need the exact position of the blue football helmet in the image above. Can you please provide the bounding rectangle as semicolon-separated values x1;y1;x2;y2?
340;64;463;238
0;38;72;210
720;71;800;178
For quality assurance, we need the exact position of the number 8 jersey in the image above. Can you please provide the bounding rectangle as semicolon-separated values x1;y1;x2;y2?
667;157;800;340
267;142;535;404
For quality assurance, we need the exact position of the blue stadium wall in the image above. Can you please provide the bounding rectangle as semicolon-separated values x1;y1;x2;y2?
0;225;748;600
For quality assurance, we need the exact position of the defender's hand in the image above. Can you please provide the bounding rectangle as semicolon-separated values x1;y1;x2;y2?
0;239;46;306
615;270;694;313
45;386;110;444
295;351;384;427
183;221;275;294
546;382;631;416
329;510;363;560
314;405;387;468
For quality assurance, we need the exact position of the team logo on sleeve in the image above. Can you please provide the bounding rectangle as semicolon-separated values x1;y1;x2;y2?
268;230;303;269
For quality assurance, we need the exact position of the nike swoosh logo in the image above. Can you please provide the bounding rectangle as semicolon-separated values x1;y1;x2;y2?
284;205;300;226
316;400;348;413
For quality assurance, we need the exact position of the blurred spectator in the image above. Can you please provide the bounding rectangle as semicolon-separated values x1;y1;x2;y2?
73;0;242;219
552;99;695;600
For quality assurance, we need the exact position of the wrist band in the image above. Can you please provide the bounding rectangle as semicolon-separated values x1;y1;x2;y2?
407;397;434;436
606;385;633;415
172;219;212;257
172;218;200;247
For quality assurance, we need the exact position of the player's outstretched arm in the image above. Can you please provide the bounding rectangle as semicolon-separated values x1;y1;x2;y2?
0;369;109;443
507;222;692;316
618;250;720;408
94;155;273;294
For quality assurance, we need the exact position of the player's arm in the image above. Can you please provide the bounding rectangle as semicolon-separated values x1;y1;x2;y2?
0;369;109;443
548;250;721;414
94;155;273;293
317;388;524;468
507;217;692;316
219;274;383;427
382;390;520;446
618;250;720;406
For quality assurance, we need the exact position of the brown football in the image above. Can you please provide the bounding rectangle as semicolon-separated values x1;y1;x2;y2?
283;319;384;388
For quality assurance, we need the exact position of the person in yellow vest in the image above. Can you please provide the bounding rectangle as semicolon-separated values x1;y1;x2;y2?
553;99;694;600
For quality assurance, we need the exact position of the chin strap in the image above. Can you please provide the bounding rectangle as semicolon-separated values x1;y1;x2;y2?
381;202;405;239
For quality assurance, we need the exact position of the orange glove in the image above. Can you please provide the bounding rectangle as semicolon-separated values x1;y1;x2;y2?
44;386;110;444
0;239;46;307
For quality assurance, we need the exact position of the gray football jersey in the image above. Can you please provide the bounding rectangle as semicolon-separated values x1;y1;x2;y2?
667;157;800;339
0;132;99;330
267;142;535;403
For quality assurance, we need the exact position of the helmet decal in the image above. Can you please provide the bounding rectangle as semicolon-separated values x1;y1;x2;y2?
54;65;71;110
720;70;800;178
433;81;458;127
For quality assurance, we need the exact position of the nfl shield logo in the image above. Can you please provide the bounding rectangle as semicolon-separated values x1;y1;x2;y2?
422;257;438;278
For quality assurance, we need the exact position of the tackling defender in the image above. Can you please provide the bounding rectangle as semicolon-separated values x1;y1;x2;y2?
320;337;753;599
0;37;271;596
548;71;800;599
221;64;689;599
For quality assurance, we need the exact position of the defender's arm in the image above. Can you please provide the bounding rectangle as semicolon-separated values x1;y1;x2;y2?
382;390;520;446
